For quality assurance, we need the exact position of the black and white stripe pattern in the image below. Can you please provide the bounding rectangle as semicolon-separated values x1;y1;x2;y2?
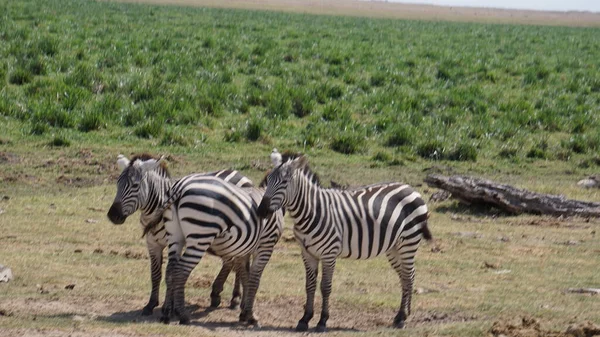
107;154;254;315
159;173;283;326
257;153;431;331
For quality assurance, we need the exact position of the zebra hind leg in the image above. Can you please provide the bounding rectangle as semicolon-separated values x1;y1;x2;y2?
210;259;234;309
296;251;319;332
386;241;419;329
231;257;248;310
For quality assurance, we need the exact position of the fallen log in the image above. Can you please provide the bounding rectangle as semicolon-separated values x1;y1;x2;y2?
424;174;600;217
565;288;600;295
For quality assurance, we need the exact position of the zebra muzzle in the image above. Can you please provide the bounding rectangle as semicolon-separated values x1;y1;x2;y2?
107;202;126;225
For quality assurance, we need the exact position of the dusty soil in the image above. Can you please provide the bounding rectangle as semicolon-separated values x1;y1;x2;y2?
0;294;475;336
110;0;600;27
489;317;600;337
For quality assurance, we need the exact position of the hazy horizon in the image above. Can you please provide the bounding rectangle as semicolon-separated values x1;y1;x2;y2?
384;0;600;12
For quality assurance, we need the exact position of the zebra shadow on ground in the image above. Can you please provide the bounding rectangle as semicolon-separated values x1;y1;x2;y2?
98;305;360;333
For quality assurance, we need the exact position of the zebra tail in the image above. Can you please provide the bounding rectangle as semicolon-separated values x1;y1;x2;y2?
421;221;433;241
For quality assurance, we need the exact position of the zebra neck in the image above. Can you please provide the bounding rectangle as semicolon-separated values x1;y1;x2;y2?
140;170;171;216
287;170;328;219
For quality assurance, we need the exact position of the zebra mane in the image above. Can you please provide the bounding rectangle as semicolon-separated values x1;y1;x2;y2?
280;152;323;188
129;153;170;178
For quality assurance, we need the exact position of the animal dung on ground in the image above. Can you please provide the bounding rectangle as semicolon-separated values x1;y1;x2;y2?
64;284;76;290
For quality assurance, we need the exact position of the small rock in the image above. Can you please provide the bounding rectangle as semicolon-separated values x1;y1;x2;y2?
74;249;82;253
64;284;75;290
36;284;49;294
85;219;98;224
497;236;510;242
577;178;599;188
414;287;439;295
0;265;13;282
0;208;4;215
493;269;512;275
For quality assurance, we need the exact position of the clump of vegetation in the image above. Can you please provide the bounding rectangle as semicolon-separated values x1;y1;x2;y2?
245;116;263;141
385;125;413;147
416;139;445;160
134;120;163;139
160;130;190;146
448;143;478;162
48;135;70;147
526;140;550;159
330;132;364;154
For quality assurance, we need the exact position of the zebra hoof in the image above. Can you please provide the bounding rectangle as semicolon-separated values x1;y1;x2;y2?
159;316;170;324
393;320;405;329
210;297;221;308
179;316;190;325
296;321;309;332
141;306;155;316
315;324;327;333
230;297;241;310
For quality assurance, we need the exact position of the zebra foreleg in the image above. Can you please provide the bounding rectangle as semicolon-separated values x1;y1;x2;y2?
296;251;319;332
315;257;336;333
142;237;164;316
210;259;234;308
387;242;417;329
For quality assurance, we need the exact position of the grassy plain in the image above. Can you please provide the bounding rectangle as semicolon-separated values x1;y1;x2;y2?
1;0;600;336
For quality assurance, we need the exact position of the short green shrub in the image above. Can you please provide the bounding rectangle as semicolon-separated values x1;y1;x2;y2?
330;132;364;154
160;130;190;146
498;145;519;159
448;143;478;162
291;89;314;118
9;68;32;85
562;135;588;154
134;120;163;139
48;135;70;147
37;36;59;56
416;139;445;160
224;127;242;143
79;110;104;132
372;151;392;162
33;102;75;128
385;125;413;147
322;103;350;123
265;86;291;119
30;121;49;135
245;117;263;141
370;72;386;87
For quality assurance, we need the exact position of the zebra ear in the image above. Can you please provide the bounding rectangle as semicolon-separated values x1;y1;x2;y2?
292;155;308;170
138;156;163;172
117;154;130;171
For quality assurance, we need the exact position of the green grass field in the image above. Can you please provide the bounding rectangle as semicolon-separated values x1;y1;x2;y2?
1;0;599;336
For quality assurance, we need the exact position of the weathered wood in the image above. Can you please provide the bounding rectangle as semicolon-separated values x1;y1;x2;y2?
424;174;600;217
565;288;600;295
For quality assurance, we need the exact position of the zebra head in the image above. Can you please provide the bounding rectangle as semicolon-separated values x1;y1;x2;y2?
107;155;164;225
257;154;307;217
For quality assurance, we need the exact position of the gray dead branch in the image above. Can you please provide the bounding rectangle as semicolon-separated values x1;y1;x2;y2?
424;174;600;217
565;288;600;295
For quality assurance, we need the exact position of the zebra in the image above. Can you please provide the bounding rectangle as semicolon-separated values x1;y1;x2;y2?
257;153;431;332
106;154;254;315
139;160;283;326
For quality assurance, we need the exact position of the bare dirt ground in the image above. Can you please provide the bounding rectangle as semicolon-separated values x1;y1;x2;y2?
0;294;476;337
110;0;600;27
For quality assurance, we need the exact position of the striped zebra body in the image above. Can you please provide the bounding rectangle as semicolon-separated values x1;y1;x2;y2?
159;174;283;326
107;154;254;315
257;154;431;331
